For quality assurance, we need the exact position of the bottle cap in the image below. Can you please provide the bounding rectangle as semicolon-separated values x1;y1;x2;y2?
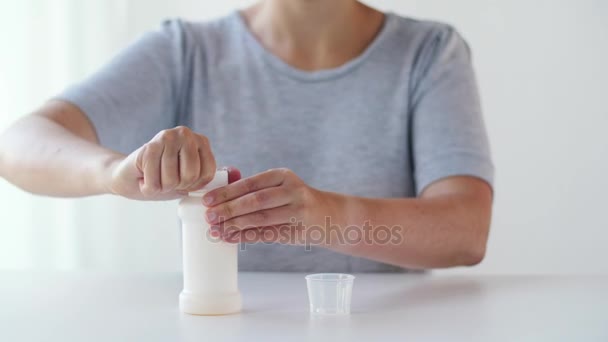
188;170;228;197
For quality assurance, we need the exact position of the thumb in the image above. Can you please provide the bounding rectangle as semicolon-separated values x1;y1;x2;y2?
133;145;146;178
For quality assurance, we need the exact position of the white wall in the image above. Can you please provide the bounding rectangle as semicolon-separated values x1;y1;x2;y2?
1;0;607;274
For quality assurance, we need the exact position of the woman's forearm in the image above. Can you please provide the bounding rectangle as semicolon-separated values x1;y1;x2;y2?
0;113;122;197
322;185;492;269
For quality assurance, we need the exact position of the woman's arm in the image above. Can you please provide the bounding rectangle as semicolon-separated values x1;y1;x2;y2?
0;100;121;197
202;168;492;269
0;100;217;200
324;176;492;268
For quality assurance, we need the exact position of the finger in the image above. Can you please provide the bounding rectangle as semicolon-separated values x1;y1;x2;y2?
198;166;241;203
204;168;287;206
140;143;163;195
160;140;181;193
188;136;216;191
176;141;200;191
205;186;291;224
198;135;216;183
217;205;296;232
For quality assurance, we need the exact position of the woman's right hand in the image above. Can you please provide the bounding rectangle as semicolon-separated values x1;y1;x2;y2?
107;126;217;201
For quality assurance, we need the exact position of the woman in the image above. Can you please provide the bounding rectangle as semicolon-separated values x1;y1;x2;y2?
0;0;493;272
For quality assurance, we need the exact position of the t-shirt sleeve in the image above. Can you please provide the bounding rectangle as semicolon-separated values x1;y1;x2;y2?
55;20;187;154
409;25;494;195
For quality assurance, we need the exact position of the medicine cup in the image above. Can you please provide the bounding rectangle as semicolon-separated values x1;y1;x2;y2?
305;273;355;315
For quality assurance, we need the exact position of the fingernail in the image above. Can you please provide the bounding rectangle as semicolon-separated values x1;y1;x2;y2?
210;230;220;238
206;211;217;223
203;195;213;205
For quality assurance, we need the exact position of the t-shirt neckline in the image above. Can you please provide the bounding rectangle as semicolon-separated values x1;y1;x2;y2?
231;10;396;82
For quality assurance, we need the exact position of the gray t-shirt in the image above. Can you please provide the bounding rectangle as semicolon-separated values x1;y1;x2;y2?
58;11;494;272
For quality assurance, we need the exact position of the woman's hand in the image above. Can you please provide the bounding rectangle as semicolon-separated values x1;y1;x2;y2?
202;168;336;244
108;126;216;201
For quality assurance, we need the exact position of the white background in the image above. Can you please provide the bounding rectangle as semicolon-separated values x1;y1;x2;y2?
1;0;607;274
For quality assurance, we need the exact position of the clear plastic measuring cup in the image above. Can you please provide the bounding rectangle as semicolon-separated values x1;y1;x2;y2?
305;273;355;315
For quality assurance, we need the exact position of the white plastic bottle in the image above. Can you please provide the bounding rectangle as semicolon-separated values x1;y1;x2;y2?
177;170;242;315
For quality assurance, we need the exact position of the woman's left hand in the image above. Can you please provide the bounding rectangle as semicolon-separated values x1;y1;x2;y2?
202;168;332;244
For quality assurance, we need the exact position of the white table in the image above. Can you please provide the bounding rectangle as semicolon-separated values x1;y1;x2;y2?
1;272;607;341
